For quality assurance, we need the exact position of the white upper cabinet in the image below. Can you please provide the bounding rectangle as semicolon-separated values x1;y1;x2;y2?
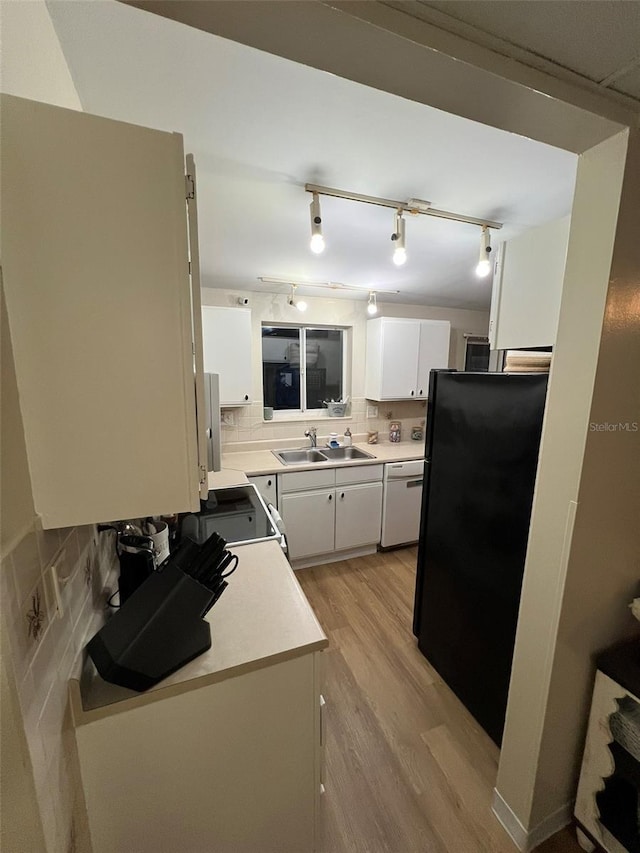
365;317;450;401
416;320;453;398
1;94;204;528
489;216;570;351
201;307;253;406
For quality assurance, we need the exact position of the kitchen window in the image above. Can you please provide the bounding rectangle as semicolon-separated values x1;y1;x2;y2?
262;325;346;413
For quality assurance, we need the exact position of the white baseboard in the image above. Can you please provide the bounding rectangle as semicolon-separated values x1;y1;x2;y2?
492;789;529;850
492;789;573;852
291;544;377;570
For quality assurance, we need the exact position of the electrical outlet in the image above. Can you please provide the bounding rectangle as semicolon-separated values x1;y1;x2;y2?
366;405;378;418
221;411;235;426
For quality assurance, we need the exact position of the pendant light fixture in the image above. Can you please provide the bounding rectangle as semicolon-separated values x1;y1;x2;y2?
476;225;492;277
309;192;325;254
288;283;307;312
367;291;378;315
391;210;407;266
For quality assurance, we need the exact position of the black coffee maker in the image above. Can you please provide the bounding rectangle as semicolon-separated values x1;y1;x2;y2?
117;534;155;604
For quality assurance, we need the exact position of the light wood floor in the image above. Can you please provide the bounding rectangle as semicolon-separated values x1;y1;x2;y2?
297;548;582;853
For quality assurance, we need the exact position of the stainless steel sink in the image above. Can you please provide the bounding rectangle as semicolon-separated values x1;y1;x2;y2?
272;445;376;465
272;449;329;465
321;446;375;461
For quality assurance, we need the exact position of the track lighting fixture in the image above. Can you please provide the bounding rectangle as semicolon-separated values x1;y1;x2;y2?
302;184;503;272
367;292;378;315
391;210;407;266
288;284;307;312
309;192;325;254
476;226;492;278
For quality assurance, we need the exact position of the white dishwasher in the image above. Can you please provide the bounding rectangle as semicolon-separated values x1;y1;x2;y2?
381;459;425;548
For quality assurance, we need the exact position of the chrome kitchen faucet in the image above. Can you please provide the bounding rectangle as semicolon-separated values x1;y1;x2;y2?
304;427;317;447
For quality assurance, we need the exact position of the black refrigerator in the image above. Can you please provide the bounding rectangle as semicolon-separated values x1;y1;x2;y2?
413;370;548;746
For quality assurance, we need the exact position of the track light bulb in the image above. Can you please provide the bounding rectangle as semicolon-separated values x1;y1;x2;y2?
288;284;307;312
309;192;325;254
391;210;407;266
310;234;325;254
476;226;492;277
367;292;378;315
393;247;407;266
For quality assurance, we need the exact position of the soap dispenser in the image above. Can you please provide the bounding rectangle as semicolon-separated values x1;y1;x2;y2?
343;427;352;447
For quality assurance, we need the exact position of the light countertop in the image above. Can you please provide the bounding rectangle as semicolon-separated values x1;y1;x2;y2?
71;538;328;724
220;440;425;477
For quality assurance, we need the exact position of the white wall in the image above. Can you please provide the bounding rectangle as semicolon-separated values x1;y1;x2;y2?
495;128;640;847
0;0;81;109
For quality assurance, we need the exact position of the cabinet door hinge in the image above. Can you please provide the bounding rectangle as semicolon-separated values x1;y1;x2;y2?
185;174;195;200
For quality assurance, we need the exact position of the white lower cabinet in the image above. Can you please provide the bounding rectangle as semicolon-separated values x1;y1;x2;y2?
72;652;324;853
281;488;336;559
334;482;383;551
279;465;384;563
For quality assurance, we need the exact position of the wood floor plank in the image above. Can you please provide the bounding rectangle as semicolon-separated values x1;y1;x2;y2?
421;723;516;852
297;548;582;853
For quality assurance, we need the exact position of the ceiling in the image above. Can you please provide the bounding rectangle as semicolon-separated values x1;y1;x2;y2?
384;1;640;103
48;0;579;311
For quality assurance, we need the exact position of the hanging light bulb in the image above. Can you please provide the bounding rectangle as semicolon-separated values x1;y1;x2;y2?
476;226;492;277
288;284;307;312
367;291;378;315
391;210;407;266
309;192;325;254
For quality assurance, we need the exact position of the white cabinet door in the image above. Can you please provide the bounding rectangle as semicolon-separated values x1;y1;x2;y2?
1;94;200;528
490;216;570;350
202;306;253;405
249;475;277;507
416;320;451;398
365;317;422;400
280;489;335;559
380;319;421;399
334;482;383;551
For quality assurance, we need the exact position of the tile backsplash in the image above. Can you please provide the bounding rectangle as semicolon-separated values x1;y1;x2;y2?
2;520;119;853
221;395;426;450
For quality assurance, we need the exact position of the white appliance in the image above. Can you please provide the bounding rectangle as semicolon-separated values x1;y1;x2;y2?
381;460;424;548
181;484;285;551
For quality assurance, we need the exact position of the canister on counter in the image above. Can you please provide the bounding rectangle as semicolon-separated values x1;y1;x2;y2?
389;421;401;443
411;425;423;441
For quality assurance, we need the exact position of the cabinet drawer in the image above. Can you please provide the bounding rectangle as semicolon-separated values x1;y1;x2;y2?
280;469;336;493
335;464;383;486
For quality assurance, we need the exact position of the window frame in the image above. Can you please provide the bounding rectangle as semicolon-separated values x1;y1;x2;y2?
261;322;350;418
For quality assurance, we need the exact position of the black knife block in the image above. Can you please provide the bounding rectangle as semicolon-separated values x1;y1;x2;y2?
87;562;219;692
